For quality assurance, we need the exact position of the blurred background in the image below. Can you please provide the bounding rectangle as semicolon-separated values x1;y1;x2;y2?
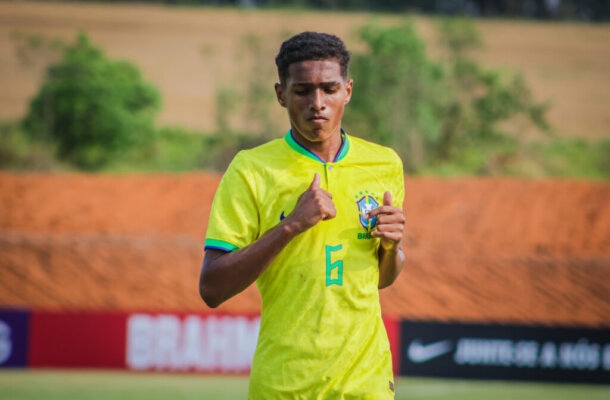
0;1;609;398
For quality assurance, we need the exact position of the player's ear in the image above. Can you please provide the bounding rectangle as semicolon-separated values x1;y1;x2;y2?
344;79;353;105
275;83;287;108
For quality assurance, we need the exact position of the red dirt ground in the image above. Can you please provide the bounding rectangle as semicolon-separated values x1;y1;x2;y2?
1;173;609;327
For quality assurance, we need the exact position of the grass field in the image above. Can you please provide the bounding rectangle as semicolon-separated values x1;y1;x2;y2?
0;370;609;400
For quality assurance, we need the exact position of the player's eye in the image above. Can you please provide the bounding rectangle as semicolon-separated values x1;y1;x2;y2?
293;86;308;95
323;84;340;94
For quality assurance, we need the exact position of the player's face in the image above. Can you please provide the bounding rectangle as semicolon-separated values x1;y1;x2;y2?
275;59;352;147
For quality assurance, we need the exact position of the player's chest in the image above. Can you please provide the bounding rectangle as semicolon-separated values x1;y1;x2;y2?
258;167;386;236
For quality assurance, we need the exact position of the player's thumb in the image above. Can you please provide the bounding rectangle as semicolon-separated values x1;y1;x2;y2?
309;173;320;190
383;191;392;206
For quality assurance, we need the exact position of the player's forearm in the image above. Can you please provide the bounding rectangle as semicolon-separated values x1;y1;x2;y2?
377;242;405;289
199;220;303;308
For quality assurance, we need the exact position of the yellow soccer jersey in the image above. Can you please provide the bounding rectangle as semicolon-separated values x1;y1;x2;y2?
205;130;404;399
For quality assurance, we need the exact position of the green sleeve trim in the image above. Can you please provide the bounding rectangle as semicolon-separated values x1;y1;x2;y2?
204;239;239;252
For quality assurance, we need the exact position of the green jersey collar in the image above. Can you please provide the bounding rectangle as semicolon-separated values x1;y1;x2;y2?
285;129;350;164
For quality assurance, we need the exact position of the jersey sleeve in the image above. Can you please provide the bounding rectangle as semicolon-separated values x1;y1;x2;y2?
204;152;260;252
391;150;405;209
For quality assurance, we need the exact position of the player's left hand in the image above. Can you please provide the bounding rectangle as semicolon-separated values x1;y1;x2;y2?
366;191;405;250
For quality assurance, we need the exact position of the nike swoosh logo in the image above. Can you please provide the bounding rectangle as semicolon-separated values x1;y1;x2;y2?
407;339;453;363
280;211;286;221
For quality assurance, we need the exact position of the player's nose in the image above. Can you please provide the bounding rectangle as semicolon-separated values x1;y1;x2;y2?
310;89;325;111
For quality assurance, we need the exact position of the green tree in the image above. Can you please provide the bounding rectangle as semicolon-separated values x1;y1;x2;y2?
345;19;550;174
437;17;549;155
345;22;445;172
23;32;160;169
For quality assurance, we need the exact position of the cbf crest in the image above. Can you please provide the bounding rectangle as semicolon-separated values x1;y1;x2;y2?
355;192;379;232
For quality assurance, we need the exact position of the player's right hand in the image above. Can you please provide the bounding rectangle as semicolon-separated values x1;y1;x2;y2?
286;173;336;233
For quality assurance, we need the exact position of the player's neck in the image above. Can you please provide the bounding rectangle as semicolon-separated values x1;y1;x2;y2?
293;129;343;163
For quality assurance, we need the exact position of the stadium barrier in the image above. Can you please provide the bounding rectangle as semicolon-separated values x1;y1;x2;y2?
401;320;610;384
0;309;399;374
1;309;608;383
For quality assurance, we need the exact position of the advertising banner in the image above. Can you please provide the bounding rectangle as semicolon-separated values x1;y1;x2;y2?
125;313;401;374
29;310;127;368
401;320;610;384
382;316;401;375
0;309;30;368
25;310;401;375
125;313;260;373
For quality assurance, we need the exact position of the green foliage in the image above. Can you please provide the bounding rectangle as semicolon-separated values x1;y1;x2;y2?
239;34;281;138
7;117;605;179
215;87;241;134
23;32;161;170
200;130;268;171
0;121;61;171
99;126;267;173
419;136;610;180
437;16;482;55
532;138;610;179
101;126;205;172
5;21;604;180
11;31;65;69
214;33;281;139
345;22;445;172
436;17;550;145
345;18;551;174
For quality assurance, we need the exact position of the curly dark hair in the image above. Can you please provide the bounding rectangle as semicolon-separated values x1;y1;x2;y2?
275;31;350;86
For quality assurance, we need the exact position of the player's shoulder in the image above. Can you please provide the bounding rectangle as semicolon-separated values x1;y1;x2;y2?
230;137;286;168
347;134;402;164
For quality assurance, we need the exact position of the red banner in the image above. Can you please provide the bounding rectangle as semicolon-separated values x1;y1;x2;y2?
27;310;400;375
383;315;401;375
29;310;127;368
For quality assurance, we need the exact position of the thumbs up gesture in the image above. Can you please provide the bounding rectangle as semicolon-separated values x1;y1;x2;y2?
366;191;405;250
283;173;336;234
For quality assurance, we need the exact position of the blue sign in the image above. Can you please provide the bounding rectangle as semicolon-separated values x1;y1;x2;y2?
0;309;30;368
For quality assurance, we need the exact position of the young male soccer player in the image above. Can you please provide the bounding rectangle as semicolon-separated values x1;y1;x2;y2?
199;31;405;398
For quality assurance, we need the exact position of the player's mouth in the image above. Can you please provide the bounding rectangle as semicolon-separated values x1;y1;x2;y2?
308;115;328;124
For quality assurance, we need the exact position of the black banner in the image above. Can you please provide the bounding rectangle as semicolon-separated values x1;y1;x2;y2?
400;320;610;384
